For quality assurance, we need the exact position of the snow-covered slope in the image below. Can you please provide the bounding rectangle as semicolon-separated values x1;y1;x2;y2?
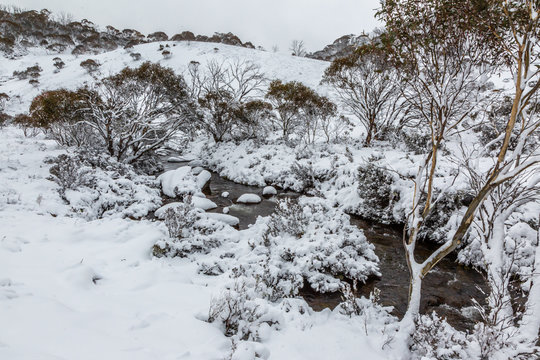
0;41;329;115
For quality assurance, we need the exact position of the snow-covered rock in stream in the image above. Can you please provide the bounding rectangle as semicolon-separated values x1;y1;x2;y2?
237;193;262;204
205;212;240;226
221;191;229;198
193;197;217;210
157;166;212;198
263;186;278;196
196;170;212;189
157;166;197;197
154;198;217;219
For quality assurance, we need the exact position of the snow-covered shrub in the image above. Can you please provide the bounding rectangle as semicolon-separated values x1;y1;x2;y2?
208;276;281;341
410;312;470;360
336;285;396;336
357;158;399;223
80;58;100;74
46;150;161;220
233;197;380;299
418;190;472;243
290;160;335;193
153;197;231;258
13;64;41;80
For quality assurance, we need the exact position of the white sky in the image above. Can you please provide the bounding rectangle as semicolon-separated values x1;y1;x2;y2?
10;0;382;52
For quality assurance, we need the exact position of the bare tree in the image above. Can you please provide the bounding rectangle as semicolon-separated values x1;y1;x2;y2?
186;59;266;142
289;40;306;57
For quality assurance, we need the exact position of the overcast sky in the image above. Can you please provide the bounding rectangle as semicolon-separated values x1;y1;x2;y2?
12;0;382;52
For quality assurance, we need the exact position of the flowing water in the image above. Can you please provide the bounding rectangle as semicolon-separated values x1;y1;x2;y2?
162;160;487;331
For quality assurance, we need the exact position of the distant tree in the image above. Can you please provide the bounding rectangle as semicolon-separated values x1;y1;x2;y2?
265;80;315;141
52;57;65;72
162;49;172;59
80;59;100;74
187;59;266;141
322;40;405;146
130;52;142;61
290;40;306;57
13;65;42;80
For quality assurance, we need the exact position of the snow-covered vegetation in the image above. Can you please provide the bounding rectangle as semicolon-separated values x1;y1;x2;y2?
2;1;540;359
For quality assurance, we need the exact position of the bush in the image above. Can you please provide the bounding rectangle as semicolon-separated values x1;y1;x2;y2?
80;58;100;73
152;197;232;258
357;158;399;222
13;64;42;80
208;276;280;340
28;88;96;147
411;313;470;360
230;197;380;300
46;149;161;220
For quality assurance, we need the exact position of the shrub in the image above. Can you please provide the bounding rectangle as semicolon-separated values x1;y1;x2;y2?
80;58;100;73
357;158;399;223
13;64;42;80
208;276;280;340
230;197;380;300
46;150;161;220
153;197;232;258
28;88;96;147
52;57;65;72
410;313;470;360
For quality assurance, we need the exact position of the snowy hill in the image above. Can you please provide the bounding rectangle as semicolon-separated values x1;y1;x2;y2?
0;41;330;115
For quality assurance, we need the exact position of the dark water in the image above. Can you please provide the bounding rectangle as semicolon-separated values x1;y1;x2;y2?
162;159;486;331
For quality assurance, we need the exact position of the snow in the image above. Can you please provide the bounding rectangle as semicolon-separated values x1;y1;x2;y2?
154;197;217;219
236;193;262;204
221;191;229;198
263;186;278;196
204;212;240;226
2;34;540;360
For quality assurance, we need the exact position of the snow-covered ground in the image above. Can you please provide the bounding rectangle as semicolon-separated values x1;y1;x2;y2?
2;38;539;359
0;127;397;359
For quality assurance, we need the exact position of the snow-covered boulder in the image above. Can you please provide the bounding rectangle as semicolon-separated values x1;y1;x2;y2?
205;212;240;226
222;191;229;198
237;193;262;204
197;170;212;189
157;166;197;197
155;198;217;219
262;186;277;196
192;196;217;210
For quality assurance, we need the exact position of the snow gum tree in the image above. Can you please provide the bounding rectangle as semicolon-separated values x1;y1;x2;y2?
85;62;196;162
265;79;337;143
379;0;540;350
321;38;403;146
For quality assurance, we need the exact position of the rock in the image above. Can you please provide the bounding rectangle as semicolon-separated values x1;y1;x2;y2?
196;170;211;189
192;197;217;210
223;207;229;214
157;166;196;197
204;213;239;226
262;186;277;196
221;191;229;198
237;193;262;204
192;166;205;175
